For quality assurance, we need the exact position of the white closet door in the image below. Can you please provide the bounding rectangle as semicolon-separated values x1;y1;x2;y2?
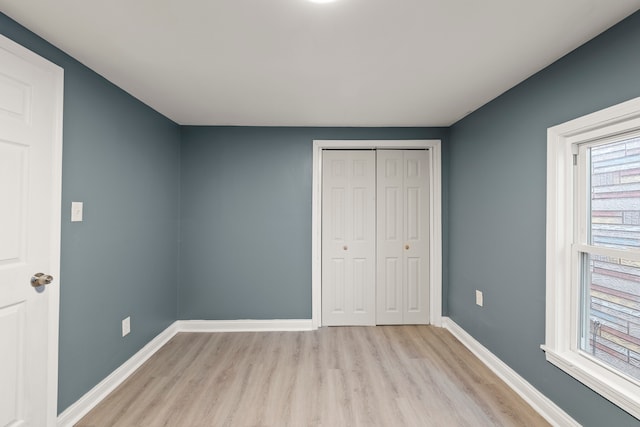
376;150;429;324
322;150;376;326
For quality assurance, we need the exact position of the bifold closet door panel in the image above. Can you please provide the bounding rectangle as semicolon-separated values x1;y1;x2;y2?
376;150;430;325
376;150;404;324
321;150;376;326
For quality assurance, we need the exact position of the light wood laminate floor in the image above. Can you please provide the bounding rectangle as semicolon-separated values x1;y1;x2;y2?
76;325;550;426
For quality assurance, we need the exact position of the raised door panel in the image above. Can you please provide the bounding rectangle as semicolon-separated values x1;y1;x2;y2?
0;303;25;426
376;151;404;324
403;150;429;324
322;151;375;326
0;71;32;125
377;150;429;325
0;141;27;264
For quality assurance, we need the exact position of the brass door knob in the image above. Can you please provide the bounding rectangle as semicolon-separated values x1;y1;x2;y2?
31;273;54;287
405;244;410;250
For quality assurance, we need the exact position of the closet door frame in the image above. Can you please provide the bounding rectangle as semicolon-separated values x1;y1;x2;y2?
311;140;442;329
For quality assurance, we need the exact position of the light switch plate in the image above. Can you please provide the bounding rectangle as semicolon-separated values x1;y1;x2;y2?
122;316;130;337
476;290;484;307
71;202;83;222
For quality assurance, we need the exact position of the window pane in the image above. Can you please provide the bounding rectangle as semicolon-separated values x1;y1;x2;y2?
590;137;640;250
580;253;640;381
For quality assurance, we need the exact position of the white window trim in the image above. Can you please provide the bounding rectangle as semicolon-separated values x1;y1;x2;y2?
544;96;640;420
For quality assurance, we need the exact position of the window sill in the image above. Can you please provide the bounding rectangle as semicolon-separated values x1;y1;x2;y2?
541;345;640;419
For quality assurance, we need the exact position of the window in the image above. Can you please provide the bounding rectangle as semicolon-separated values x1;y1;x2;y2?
577;138;640;379
545;97;640;419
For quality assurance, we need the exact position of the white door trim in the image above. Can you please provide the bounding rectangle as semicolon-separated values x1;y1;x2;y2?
0;34;64;425
312;139;442;329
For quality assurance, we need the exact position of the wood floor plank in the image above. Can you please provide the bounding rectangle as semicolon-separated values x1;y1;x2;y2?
76;326;550;427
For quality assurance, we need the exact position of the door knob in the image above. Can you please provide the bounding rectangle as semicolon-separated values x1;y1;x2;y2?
405;244;410;250
343;245;348;251
31;273;54;287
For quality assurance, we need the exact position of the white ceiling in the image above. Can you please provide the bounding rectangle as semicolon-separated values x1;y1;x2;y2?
1;1;639;127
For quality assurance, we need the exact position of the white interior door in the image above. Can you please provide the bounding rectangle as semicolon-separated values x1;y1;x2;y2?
0;35;63;426
321;150;376;326
376;150;429;324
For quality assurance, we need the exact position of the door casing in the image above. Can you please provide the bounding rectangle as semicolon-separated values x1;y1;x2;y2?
312;140;442;329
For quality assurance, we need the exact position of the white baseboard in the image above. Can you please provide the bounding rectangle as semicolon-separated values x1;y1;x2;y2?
57;322;179;427
442;317;579;427
56;318;313;426
177;318;314;332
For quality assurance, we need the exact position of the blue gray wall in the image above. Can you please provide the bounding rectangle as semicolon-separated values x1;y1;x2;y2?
179;127;449;319
448;11;640;427
0;14;181;413
4;5;640;424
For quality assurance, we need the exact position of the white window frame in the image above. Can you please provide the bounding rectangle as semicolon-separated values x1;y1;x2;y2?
545;96;640;419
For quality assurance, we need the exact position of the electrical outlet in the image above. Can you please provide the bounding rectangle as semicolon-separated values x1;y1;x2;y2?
476;290;483;307
122;316;131;337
